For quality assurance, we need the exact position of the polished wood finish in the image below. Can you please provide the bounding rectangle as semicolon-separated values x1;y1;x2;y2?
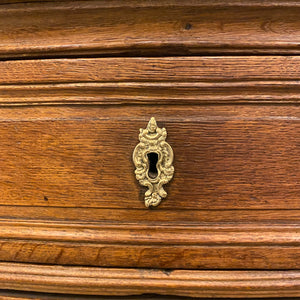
2;57;300;105
0;219;298;269
0;1;299;297
0;57;298;272
0;292;204;300
0;263;298;297
1;207;299;223
3;1;300;58
0;105;298;210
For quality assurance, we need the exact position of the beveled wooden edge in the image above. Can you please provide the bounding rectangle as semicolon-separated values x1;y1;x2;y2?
0;207;299;224
0;218;298;269
1;57;300;106
5;1;300;7
0;262;298;297
2;81;300;106
0;219;299;246
0;291;204;300
2;1;300;58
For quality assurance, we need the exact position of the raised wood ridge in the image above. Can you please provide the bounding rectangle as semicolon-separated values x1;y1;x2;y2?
1;219;299;246
0;219;299;269
3;1;300;58
1;57;300;106
0;262;299;297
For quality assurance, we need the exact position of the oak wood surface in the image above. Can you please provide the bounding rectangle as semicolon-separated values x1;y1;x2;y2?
0;56;298;271
0;263;298;297
0;219;298;269
0;105;298;210
3;1;300;58
0;207;299;224
0;1;299;297
2;57;300;106
3;57;300;85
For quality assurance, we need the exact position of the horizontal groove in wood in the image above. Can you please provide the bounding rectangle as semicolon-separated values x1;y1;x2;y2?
3;2;300;57
2;81;300;106
0;207;298;223
0;263;299;297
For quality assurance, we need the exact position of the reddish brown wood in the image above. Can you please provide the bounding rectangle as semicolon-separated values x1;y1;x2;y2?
3;57;300;85
0;1;299;297
0;291;202;300
0;105;298;210
0;263;298;297
1;220;298;246
2;57;300;106
0;56;298;273
3;1;300;58
0;219;298;269
0;207;298;224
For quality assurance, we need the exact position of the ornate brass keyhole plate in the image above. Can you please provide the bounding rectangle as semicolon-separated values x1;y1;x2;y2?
133;117;174;208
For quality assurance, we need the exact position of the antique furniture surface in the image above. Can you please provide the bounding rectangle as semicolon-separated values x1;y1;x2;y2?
0;0;299;298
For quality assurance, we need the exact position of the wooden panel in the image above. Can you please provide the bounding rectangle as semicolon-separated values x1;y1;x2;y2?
0;219;298;269
1;220;298;246
0;207;299;224
1;57;300;106
0;56;298;271
0;263;299;297
0;105;298;210
3;1;300;58
2;57;300;85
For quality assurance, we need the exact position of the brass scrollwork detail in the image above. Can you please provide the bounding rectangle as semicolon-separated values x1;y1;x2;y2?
133;117;174;208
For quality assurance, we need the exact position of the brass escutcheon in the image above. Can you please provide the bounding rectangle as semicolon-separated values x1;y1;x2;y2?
133;117;174;208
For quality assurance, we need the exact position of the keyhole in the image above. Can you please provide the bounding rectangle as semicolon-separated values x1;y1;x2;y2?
147;152;158;179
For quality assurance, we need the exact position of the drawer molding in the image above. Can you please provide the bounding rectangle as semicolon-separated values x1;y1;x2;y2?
0;262;299;297
3;1;300;58
0;219;299;269
2;57;300;106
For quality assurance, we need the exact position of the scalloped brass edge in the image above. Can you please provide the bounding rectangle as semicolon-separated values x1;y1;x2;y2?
133;117;174;208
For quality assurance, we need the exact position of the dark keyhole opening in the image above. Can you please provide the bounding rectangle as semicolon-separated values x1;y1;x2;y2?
147;152;158;179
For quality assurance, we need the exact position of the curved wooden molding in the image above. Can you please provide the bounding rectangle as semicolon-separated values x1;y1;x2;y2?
1;57;300;106
3;1;300;58
0;262;299;297
0;219;298;269
0;219;299;246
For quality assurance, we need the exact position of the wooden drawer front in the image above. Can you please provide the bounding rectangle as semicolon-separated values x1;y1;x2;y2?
0;57;298;270
0;105;298;211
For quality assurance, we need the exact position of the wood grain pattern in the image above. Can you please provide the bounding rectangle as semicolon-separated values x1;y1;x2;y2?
0;55;298;273
2;57;300;85
3;1;300;57
0;105;298;210
0;263;299;297
1;220;298;246
0;207;299;224
0;219;298;269
0;291;202;300
2;57;300;106
0;1;299;296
